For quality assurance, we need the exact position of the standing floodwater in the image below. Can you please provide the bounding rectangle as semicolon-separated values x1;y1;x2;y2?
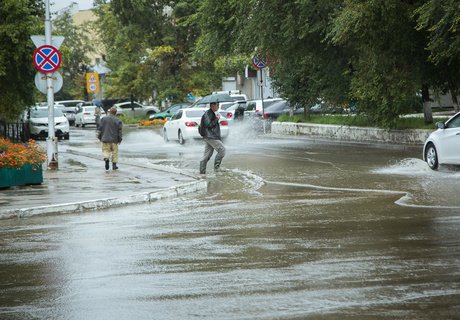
0;125;459;319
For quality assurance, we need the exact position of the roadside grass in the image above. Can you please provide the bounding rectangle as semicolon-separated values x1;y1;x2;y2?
277;114;450;130
117;114;148;125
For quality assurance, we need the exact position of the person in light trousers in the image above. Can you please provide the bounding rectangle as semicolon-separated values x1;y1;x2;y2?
97;107;123;170
199;101;226;174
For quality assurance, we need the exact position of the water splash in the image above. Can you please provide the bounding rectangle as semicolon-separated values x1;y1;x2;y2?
372;157;460;179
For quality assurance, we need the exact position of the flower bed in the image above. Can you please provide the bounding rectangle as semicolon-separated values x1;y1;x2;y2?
138;119;167;127
0;138;46;188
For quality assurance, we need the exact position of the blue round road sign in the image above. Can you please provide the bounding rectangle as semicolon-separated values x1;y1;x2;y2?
33;45;62;73
251;52;268;69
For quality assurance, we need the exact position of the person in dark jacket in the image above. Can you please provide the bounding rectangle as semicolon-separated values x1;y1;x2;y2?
199;101;226;174
97;107;123;170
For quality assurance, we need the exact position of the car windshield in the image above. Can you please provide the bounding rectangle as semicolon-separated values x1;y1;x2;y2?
220;102;235;110
30;108;64;117
226;103;239;111
446;114;460;128
265;101;288;111
185;110;205;118
231;95;246;101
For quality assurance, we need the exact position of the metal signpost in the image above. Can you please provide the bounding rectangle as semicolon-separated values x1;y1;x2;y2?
31;0;64;170
252;52;269;133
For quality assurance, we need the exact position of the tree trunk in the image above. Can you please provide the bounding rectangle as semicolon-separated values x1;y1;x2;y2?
422;84;433;124
449;85;460;113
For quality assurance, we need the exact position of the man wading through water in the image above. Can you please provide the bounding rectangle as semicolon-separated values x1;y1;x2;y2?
199;101;226;174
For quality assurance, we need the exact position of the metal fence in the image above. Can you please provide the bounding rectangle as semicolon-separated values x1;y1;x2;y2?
0;120;30;142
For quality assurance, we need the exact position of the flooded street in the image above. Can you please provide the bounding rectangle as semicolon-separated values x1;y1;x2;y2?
1;124;459;319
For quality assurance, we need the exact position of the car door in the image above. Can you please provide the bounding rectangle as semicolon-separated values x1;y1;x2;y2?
437;114;460;164
75;107;83;125
169;110;182;140
119;103;140;117
130;102;145;117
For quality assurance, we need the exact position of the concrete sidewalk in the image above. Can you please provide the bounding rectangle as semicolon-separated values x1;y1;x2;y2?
0;149;206;220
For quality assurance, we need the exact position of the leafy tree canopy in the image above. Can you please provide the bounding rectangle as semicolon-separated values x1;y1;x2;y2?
0;0;43;121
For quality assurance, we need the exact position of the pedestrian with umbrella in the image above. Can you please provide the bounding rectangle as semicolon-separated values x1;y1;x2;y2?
199;100;226;174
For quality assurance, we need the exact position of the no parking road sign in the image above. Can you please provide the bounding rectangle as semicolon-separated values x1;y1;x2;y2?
33;45;62;73
251;52;268;69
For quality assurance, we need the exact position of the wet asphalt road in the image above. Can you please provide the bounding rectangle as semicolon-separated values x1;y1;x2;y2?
0;123;459;319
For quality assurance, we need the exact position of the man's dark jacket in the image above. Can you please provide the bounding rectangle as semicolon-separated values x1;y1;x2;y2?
201;108;221;140
97;114;123;143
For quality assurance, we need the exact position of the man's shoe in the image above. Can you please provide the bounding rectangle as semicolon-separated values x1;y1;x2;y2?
112;163;118;170
104;158;109;170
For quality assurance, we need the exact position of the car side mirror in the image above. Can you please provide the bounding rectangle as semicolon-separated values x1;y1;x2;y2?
436;121;446;129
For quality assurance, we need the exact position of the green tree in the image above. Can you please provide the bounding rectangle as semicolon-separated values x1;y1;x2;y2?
196;0;351;109
95;0;223;104
327;1;431;127
415;0;460;113
0;0;43;121
52;11;93;100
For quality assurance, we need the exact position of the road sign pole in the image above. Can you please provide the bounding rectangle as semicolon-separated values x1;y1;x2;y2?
44;0;58;170
252;52;268;134
258;69;266;134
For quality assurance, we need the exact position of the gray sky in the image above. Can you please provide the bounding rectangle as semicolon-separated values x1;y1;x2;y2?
51;0;94;12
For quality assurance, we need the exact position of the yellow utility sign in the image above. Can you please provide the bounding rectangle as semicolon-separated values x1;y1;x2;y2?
86;72;100;93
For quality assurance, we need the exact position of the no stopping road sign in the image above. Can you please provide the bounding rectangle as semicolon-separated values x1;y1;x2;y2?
33;45;62;73
251;52;268;69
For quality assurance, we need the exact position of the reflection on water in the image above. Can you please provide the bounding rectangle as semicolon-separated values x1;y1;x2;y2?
1;132;459;319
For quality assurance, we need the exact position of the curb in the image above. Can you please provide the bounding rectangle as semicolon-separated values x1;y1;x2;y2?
0;180;207;220
271;122;432;145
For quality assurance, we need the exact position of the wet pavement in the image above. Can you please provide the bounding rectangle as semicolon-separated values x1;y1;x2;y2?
0;124;459;319
0;135;205;219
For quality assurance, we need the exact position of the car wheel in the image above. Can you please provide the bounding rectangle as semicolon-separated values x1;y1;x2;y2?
82;124;85;128
425;143;439;170
64;133;70;140
178;130;185;145
163;128;169;142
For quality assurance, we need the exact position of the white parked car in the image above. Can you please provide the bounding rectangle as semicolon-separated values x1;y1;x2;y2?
27;107;69;140
75;105;98;127
423;112;460;170
113;101;159;118
163;108;229;144
218;101;247;122
244;98;284;120
55;103;77;126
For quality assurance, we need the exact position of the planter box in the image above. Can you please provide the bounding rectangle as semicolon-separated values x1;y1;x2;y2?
0;164;43;188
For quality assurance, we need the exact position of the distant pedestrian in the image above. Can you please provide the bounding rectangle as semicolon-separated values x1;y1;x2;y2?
95;105;102;128
199;101;226;174
97;106;122;170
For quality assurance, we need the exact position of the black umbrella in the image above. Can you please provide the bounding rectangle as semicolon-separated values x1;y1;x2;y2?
200;93;235;104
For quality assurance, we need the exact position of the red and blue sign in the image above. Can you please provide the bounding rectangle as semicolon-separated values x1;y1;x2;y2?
33;45;61;73
251;52;268;69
